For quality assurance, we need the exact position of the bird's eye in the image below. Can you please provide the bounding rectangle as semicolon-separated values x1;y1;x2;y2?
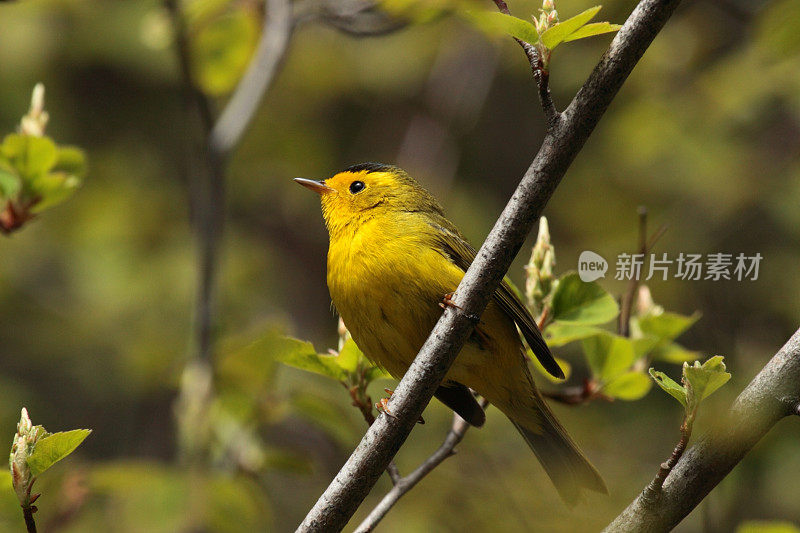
349;181;365;194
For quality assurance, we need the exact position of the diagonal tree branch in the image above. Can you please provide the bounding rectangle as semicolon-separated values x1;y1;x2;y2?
604;327;800;533
297;0;683;530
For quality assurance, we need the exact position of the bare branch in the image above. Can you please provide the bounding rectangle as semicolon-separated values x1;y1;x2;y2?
604;327;800;532
210;0;293;154
354;399;489;532
297;0;683;530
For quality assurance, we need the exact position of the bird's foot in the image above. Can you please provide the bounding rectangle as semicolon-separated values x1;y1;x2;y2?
376;389;425;424
439;292;461;310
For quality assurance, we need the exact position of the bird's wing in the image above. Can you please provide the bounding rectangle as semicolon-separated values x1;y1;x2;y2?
429;220;564;379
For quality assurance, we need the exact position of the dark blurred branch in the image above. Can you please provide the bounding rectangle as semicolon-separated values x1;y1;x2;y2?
354;399;489;533
164;0;222;369
492;0;557;126
295;0;406;36
605;327;800;532
618;207;668;336
618;206;648;337
297;0;683;529
165;0;225;461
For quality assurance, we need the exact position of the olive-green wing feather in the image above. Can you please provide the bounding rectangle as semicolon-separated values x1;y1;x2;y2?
428;220;564;379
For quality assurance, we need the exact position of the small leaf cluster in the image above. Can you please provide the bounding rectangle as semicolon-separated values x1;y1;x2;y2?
186;323;391;475
8;408;91;511
266;319;391;424
0;84;85;235
468;2;621;70
650;356;731;424
527;218;704;402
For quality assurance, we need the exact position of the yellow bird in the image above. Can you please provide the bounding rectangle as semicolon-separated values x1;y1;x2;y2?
296;163;606;504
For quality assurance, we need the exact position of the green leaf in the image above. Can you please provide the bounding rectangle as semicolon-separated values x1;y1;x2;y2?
541;6;601;50
28;172;81;213
550;272;619;325
27;429;91;476
365;365;392;382
684;356;731;406
0;134;58;180
217;329;288;395
465;11;540;44
648;368;687;407
603;371;652;400
192;10;260;96
562;21;622;42
262;334;346;382
0;167;20;199
632;335;661;358
582;332;637;381
53;146;87;176
334;338;361;373
636;311;700;345
544;322;604;347
528;348;571;383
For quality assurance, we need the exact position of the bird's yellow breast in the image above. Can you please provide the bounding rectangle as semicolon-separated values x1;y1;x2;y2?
326;211;523;390
327;212;458;376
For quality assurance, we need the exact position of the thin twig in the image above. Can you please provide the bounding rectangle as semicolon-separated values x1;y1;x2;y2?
22;506;36;533
643;416;693;500
541;378;611;405
619;206;648;337
210;0;293;154
491;0;559;125
297;0;684;529
619;207;669;337
354;399;489;532
604;327;800;532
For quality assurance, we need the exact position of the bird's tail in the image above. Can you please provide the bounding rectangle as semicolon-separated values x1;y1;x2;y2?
497;377;607;505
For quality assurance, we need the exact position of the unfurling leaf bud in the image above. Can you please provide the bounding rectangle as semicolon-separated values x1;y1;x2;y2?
19;84;49;137
542;0;555;12
547;9;559;26
9;408;46;506
526;217;557;312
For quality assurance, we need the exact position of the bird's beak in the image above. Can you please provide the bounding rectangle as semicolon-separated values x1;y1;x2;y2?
294;178;335;195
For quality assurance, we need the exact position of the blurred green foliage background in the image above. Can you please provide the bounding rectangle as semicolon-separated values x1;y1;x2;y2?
0;0;798;531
